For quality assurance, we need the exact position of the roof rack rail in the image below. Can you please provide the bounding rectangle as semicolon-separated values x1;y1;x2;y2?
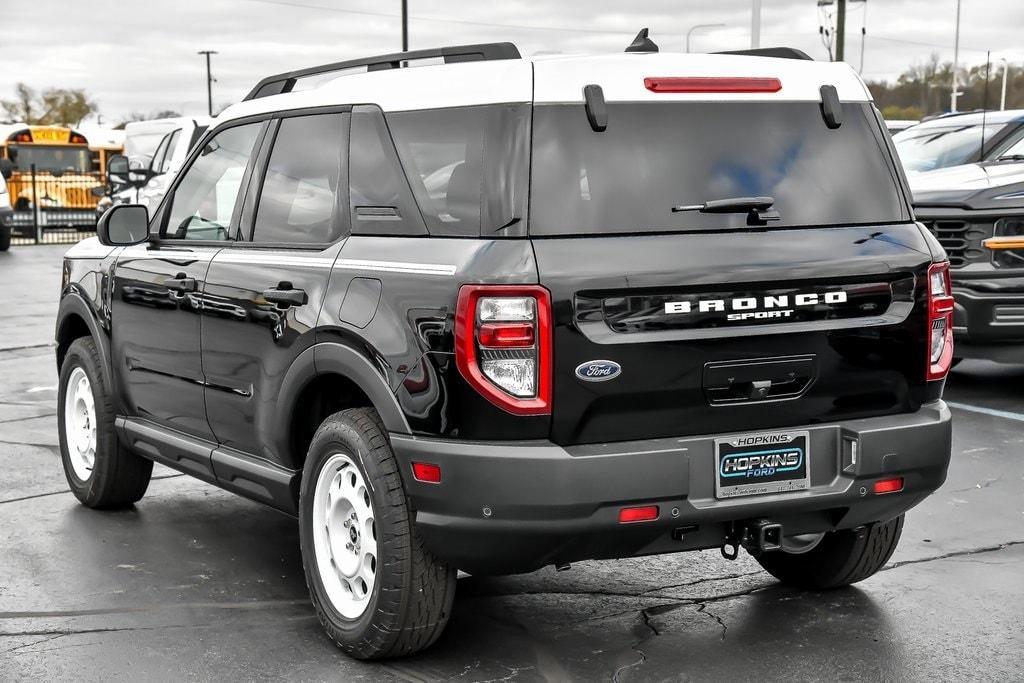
243;42;521;101
716;47;813;61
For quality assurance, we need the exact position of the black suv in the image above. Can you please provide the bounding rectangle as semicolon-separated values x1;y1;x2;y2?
56;40;953;659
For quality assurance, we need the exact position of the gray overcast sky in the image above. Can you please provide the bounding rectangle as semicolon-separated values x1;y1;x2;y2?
1;0;1021;122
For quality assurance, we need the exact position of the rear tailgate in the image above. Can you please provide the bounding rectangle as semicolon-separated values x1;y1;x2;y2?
535;226;934;445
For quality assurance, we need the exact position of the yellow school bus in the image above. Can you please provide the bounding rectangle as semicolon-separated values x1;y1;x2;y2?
0;123;122;226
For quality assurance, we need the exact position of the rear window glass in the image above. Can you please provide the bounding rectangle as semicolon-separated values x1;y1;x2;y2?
530;102;908;236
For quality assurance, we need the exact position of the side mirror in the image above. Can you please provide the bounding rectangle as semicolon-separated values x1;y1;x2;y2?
0;159;12;181
107;154;130;180
97;204;150;247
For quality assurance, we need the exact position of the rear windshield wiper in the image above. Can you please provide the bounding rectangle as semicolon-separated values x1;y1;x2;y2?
672;196;780;226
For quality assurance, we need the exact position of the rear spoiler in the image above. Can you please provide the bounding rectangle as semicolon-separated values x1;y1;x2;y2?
716;47;813;61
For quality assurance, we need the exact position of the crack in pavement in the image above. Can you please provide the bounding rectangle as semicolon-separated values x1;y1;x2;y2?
697;602;728;640
881;540;1024;571
0;597;309;621
0;342;56;354
0;474;185;505
611;606;661;683
948;476;1003;493
0;413;56;425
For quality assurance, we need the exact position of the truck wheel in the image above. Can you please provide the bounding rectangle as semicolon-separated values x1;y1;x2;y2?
755;515;904;589
0;225;10;251
299;407;456;659
57;337;153;508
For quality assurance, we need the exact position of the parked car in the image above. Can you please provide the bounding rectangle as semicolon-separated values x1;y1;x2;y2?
893;109;1024;174
0;162;12;250
911;158;1024;364
885;118;918;135
56;36;954;660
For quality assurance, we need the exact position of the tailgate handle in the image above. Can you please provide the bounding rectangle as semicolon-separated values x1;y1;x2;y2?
703;355;816;405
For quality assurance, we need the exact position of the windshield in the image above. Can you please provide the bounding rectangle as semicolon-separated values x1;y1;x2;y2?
893;122;1003;173
125;131;171;165
8;144;91;174
529;101;907;236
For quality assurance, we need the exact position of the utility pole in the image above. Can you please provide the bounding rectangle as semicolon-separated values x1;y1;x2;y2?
1000;58;1009;111
835;0;846;62
951;0;962;112
401;0;408;52
750;0;761;49
197;50;218;116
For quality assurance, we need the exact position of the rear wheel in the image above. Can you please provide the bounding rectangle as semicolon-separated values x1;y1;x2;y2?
57;337;153;508
299;408;456;659
755;515;904;589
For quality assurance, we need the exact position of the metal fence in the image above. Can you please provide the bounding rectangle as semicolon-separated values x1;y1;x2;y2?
8;164;101;246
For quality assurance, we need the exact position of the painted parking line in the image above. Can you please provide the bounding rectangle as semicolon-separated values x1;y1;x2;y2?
946;401;1024;423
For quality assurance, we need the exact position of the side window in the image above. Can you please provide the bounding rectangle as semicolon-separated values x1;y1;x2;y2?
149;132;171;174
387;104;530;237
251;113;348;244
163;123;262;241
349;105;426;236
160;129;182;173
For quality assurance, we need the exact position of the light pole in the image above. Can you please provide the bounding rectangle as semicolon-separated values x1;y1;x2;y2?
401;0;408;52
750;0;761;49
1000;58;1009;111
951;0;962;112
686;23;726;53
197;50;218;116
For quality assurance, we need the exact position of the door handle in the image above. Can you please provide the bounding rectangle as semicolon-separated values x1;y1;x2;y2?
166;274;198;293
263;283;308;307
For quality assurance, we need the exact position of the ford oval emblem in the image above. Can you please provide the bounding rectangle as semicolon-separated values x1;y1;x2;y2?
575;360;622;382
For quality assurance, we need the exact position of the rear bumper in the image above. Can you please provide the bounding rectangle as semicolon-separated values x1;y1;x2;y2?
391;402;952;575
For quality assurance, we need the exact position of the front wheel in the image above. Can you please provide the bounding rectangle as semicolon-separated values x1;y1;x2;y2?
755;515;904;589
299;408;456;659
57;337;153;508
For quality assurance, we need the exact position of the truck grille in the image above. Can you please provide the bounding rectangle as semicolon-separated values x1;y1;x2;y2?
920;219;993;268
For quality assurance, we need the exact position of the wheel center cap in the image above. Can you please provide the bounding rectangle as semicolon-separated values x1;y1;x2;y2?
349;526;358;543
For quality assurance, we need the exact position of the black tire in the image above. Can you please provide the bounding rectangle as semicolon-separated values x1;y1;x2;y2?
756;515;904;589
57;337;152;508
0;225;10;251
299;407;456;660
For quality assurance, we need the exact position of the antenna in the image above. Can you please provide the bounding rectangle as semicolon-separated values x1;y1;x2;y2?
625;28;659;53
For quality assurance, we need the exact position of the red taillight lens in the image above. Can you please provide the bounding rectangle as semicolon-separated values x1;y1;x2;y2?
644;76;782;93
926;262;955;381
68;132;88;145
618;505;659;523
873;477;904;495
477;322;535;348
12;131;32;143
411;462;441;483
455;285;552;416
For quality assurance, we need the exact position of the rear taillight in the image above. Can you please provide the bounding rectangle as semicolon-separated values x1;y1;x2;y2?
926;262;955;381
455;285;552;415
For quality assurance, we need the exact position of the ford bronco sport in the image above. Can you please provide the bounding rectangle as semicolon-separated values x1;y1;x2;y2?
57;34;953;659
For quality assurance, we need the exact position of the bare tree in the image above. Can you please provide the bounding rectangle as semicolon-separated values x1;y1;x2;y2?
1;83;97;126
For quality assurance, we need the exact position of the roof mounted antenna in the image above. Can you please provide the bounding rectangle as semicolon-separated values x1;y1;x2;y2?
625;28;659;53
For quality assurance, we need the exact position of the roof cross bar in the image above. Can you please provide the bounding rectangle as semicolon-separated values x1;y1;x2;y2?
243;42;521;101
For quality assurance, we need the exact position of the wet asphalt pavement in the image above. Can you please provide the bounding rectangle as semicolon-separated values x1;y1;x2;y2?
1;244;1022;681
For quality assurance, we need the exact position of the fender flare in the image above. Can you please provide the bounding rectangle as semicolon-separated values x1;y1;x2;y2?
274;342;411;463
55;291;113;390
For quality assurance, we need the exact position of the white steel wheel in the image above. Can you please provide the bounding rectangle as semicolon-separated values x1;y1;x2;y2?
64;366;97;481
780;532;826;555
312;453;378;620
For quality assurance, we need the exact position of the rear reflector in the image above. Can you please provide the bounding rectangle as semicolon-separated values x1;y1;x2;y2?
873;477;904;495
411;462;441;484
618;505;659;523
644;76;782;93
